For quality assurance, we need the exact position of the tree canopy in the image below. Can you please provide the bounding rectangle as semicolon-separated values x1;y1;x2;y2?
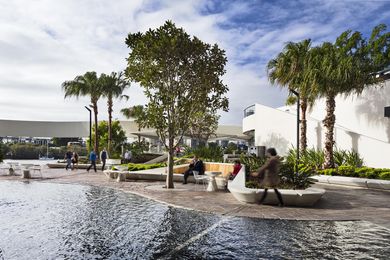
125;20;229;188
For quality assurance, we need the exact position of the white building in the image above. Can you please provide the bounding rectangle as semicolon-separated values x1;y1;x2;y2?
243;77;390;168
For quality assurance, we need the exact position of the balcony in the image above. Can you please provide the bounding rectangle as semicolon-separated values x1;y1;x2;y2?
243;105;255;118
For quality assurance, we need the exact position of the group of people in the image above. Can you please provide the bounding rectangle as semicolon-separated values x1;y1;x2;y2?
86;148;109;172
64;148;109;173
182;147;284;207
64;151;79;171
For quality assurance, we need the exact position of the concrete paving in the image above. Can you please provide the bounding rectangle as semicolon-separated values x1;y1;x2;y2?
1;166;389;229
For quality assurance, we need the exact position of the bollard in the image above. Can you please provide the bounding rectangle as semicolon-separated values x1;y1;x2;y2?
117;172;126;182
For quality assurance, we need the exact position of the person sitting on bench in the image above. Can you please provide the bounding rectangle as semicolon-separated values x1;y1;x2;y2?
183;155;204;184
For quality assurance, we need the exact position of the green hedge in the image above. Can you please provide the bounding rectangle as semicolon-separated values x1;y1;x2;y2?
113;162;166;171
317;166;390;180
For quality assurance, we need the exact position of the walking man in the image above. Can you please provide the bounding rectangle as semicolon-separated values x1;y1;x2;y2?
100;148;109;171
65;150;73;171
87;150;97;172
251;148;284;207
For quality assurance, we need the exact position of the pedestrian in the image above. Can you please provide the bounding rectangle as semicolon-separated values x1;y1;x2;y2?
71;152;79;170
100;148;109;171
87;150;97;172
251;148;284;207
124;150;131;163
64;150;73;171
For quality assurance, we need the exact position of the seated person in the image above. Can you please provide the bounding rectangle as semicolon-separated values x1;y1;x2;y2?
183;155;204;184
229;160;242;180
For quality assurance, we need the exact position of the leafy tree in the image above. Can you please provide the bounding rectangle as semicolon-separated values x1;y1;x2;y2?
89;120;127;158
121;105;146;143
0;142;6;162
62;71;102;154
268;39;317;151
187;109;219;145
100;71;130;154
310;24;389;168
125;21;229;188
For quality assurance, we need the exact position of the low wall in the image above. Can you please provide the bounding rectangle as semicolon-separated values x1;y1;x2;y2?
312;175;390;190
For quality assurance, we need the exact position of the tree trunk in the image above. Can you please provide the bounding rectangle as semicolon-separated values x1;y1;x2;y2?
92;102;99;156
300;99;307;152
323;94;336;169
166;138;175;189
107;98;113;155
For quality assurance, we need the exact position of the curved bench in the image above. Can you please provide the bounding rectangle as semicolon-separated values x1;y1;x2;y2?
228;166;325;207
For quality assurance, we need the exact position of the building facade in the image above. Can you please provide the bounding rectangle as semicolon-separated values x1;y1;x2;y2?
243;79;390;168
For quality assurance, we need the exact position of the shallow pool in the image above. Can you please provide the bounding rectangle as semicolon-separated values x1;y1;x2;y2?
0;181;389;259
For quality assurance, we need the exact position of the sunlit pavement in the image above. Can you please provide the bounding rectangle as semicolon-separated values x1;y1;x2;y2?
1;166;390;229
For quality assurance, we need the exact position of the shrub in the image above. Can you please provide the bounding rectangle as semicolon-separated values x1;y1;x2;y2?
183;145;223;162
113;162;166;171
355;167;372;177
317;168;338;176
279;162;315;189
240;154;266;174
245;180;261;189
379;171;390;180
337;165;356;177
345;150;364;167
364;168;380;179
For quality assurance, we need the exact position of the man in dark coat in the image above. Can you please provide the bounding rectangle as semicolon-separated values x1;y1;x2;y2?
251;148;284;206
183;155;204;184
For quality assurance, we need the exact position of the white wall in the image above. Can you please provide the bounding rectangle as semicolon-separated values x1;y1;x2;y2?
243;81;390;168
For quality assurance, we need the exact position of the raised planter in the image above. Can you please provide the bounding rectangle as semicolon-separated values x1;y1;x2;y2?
228;166;325;207
311;175;390;190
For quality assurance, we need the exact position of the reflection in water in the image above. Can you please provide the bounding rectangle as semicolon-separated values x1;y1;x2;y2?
0;182;389;260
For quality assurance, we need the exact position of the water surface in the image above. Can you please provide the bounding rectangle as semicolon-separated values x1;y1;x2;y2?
0;181;389;259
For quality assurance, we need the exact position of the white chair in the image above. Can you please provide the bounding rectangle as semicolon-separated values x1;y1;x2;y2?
8;162;21;175
193;171;208;190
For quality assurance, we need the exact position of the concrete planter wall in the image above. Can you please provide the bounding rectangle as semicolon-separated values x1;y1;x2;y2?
312;175;390;190
228;166;325;207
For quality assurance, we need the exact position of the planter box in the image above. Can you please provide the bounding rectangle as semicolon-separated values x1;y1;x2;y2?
228;166;325;207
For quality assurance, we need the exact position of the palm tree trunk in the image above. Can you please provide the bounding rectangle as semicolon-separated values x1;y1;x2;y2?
166;137;175;189
323;94;336;168
92;102;99;156
107;97;113;155
300;99;307;152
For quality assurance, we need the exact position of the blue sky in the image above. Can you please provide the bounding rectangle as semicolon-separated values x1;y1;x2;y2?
0;0;389;125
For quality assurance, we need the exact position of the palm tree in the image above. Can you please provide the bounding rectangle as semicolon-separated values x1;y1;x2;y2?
310;25;389;168
121;105;145;143
62;71;102;154
100;72;130;154
267;39;317;151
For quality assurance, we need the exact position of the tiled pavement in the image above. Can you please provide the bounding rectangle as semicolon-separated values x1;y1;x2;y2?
1;167;389;229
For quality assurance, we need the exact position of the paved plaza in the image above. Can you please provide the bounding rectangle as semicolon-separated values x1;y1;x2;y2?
1;166;389;229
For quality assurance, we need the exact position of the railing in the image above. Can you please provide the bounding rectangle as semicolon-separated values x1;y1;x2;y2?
243;105;255;118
